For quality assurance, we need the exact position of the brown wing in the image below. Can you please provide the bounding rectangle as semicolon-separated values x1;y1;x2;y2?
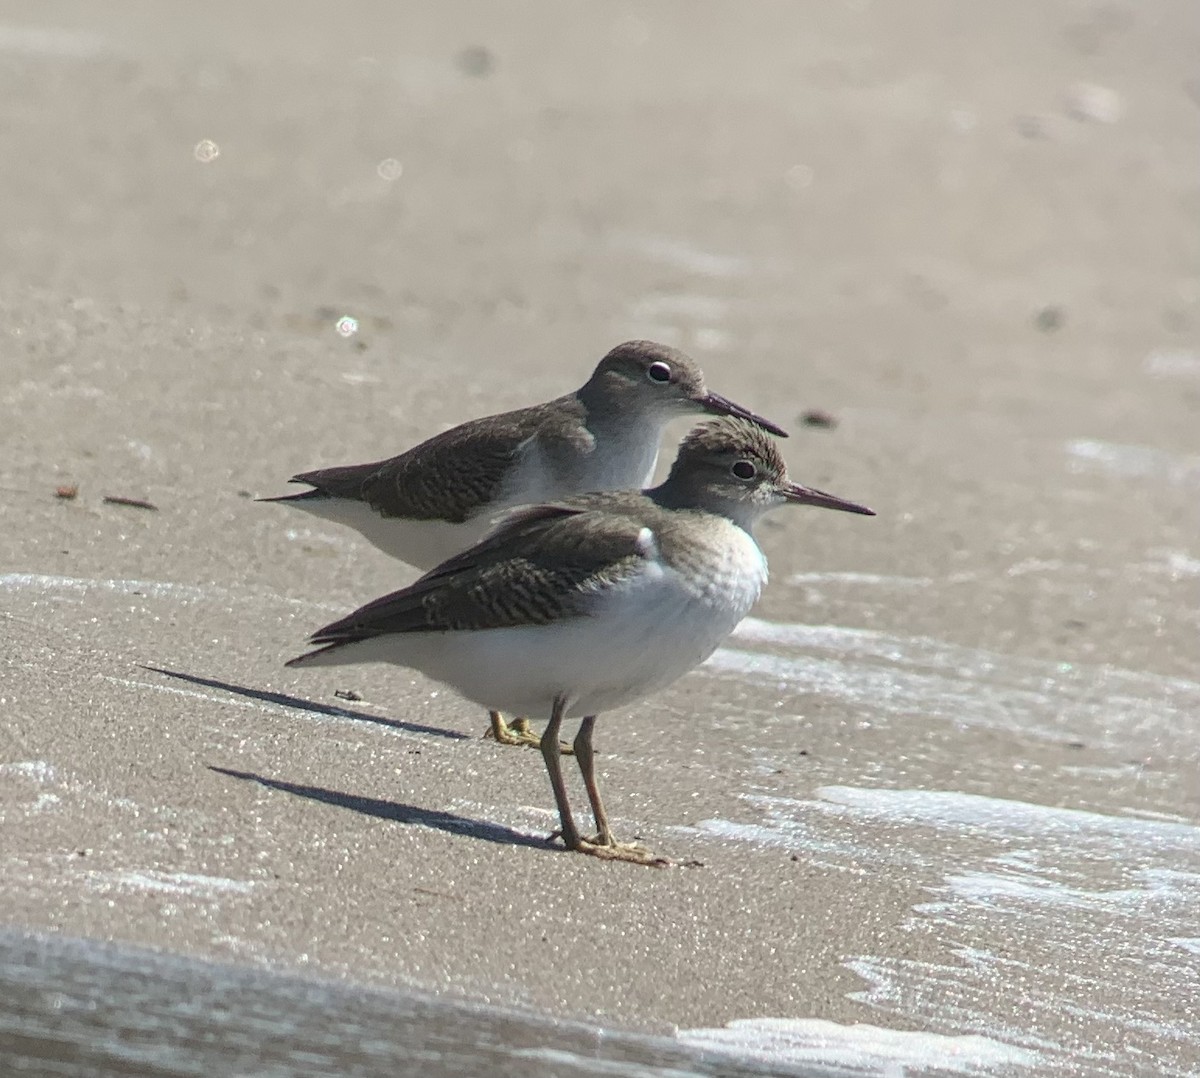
292;428;526;525
304;503;653;642
289;395;591;525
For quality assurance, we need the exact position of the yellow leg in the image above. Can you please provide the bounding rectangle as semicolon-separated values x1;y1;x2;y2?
571;716;668;867
484;711;573;754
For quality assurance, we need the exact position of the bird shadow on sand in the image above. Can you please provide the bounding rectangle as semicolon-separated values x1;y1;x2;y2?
208;766;553;851
140;665;471;741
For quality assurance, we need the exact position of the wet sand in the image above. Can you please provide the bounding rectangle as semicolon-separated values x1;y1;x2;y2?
2;2;1198;1074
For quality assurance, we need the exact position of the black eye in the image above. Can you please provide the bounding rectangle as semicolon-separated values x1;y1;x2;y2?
646;361;672;383
732;460;756;480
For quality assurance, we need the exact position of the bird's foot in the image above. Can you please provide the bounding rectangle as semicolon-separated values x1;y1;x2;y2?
484;714;573;754
485;713;539;748
544;826;681;867
575;833;670;867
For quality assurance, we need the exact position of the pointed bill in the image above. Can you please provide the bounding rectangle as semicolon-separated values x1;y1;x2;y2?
696;392;789;437
781;482;875;516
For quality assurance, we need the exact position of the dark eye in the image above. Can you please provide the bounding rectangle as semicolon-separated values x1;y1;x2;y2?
732;460;756;480
646;361;672;384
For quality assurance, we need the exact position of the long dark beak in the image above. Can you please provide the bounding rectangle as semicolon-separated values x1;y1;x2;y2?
697;392;789;438
781;481;875;516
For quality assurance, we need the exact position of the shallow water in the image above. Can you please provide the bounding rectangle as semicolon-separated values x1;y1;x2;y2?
0;930;807;1078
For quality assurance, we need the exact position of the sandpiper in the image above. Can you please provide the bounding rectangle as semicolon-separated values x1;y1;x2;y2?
264;340;787;748
286;418;874;865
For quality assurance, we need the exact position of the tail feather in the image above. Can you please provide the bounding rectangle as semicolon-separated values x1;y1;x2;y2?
256;485;328;506
285;643;344;667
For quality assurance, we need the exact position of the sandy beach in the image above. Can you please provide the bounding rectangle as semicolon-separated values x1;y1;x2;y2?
2;2;1198;1074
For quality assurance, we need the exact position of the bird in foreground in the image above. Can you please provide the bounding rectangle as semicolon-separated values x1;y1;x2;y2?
286;418;875;865
264;340;787;750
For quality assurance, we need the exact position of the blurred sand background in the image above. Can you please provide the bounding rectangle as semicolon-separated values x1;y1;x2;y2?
2;2;1198;1074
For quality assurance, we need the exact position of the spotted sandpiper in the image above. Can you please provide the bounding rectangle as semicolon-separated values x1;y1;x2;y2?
286;418;874;865
264;340;787;749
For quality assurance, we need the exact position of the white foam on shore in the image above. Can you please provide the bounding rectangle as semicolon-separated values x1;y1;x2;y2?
1144;350;1200;379
1138;548;1200;579
710;618;1200;749
691;810;878;874
700;786;1200;1076
814;786;1200;848
1118;806;1194;824
283;526;361;552
512;1047;698;1078
786;572;935;588
101;675;282;715
89;870;255;897
1;571;340;613
99;675;412;734
31;793;61;813
1;761;64;818
1065;438;1200;486
0;760;57;783
1;572;213;603
678;1017;1037;1075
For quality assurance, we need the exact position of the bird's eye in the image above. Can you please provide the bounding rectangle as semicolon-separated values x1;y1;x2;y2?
646;361;672;383
732;460;756;480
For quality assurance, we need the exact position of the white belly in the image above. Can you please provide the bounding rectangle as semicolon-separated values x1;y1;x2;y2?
300;526;768;719
282;433;659;571
282;497;499;571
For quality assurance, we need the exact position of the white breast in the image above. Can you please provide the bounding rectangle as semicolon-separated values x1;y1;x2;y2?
500;424;660;508
304;518;769;720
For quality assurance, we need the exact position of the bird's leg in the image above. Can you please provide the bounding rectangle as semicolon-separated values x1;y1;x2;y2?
573;716;614;844
484;711;574;754
540;695;583;850
572;715;667;867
